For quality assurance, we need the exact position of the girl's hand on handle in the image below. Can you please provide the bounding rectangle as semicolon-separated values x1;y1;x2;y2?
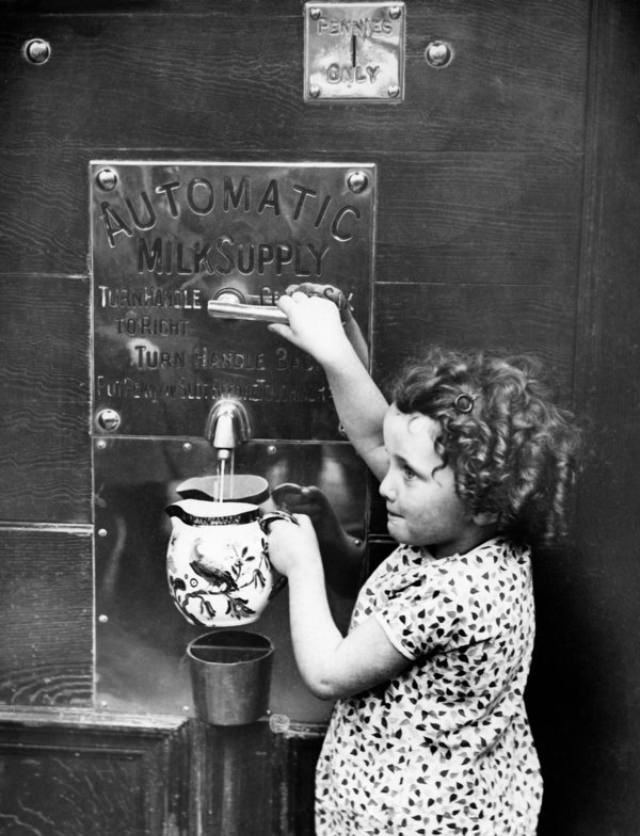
268;291;350;369
267;513;322;578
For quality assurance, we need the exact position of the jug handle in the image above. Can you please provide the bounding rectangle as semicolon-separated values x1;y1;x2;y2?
166;504;190;524
259;510;298;599
258;509;299;534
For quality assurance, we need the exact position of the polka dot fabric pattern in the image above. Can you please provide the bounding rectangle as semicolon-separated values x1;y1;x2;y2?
315;538;542;835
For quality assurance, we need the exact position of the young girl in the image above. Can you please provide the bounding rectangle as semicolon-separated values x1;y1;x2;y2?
266;290;580;835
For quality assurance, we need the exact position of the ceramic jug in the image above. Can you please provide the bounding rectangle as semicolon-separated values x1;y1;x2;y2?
165;498;295;628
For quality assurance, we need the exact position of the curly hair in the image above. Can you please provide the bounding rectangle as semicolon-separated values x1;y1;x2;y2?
390;347;581;548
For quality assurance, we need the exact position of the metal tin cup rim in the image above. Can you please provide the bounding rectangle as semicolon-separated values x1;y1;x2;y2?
187;629;273;665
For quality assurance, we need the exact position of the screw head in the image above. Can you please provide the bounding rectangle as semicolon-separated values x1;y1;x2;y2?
425;40;454;69
308;84;321;99
95;408;121;432
388;5;403;19
388;84;401;98
309;7;322;20
23;39;51;65
96;168;118;192
347;171;369;194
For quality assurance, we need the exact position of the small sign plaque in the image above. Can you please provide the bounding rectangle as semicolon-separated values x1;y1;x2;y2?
91;161;375;439
304;2;405;102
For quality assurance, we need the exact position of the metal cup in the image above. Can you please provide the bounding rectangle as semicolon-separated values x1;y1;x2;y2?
187;630;274;725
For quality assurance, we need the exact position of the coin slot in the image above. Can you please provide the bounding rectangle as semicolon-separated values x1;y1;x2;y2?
304;2;405;102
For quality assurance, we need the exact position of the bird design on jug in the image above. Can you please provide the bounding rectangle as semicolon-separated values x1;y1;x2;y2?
166;500;296;628
190;538;243;593
193;537;273;594
168;534;269;625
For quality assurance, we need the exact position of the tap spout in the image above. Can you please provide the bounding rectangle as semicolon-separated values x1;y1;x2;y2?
205;399;251;460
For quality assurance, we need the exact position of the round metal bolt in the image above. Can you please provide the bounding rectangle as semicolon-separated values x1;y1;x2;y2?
98;614;109;624
95;167;118;192
95;408;121;432
23;39;51;65
388;84;401;98
96;439;107;450
424;40;454;69
309;7;322;19
388;5;403;19
97;528;108;538
182;442;193;452
347;171;369;194
308;84;321;99
267;445;278;456
269;713;291;734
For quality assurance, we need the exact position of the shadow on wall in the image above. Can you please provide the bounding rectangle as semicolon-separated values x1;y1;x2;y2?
527;542;635;835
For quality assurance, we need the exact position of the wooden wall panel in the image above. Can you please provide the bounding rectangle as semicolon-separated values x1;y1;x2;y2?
197;722;273;836
192;718;324;836
546;1;640;833
0;528;92;706
0;152;90;276
371;282;575;388
0;4;587;156
0;275;90;523
271;723;325;836
376;153;582;289
0;710;190;836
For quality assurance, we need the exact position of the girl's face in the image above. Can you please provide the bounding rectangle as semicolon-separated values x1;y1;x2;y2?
379;405;486;557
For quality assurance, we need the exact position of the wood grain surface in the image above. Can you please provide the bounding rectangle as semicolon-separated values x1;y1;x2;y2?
0;0;637;833
0;275;90;522
0;528;92;706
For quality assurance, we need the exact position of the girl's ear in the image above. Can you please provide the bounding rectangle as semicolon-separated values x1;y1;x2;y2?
472;510;499;527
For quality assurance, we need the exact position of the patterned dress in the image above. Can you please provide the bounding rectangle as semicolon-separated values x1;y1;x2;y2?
315;538;542;835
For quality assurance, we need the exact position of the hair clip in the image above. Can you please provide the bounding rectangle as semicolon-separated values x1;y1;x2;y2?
453;393;475;414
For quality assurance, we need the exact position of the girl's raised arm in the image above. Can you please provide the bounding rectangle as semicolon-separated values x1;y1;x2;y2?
269;292;389;481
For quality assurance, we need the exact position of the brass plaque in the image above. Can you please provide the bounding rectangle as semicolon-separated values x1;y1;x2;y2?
304;2;405;102
91;161;376;439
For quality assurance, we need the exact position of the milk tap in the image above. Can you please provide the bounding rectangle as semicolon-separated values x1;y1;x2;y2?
205;399;252;463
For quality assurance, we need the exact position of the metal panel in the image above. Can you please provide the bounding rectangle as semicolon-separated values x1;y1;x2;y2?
304;2;406;102
91;161;376;439
94;438;366;721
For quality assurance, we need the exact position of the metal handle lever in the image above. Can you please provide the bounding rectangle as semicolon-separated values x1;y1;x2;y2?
207;299;289;324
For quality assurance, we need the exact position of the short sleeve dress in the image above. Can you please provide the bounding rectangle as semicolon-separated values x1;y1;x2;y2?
315;537;543;836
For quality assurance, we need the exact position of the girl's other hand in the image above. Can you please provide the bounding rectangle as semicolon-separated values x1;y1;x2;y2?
272;483;365;597
267;513;322;578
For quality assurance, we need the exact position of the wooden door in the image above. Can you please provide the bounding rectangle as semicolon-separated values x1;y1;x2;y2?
0;1;639;833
